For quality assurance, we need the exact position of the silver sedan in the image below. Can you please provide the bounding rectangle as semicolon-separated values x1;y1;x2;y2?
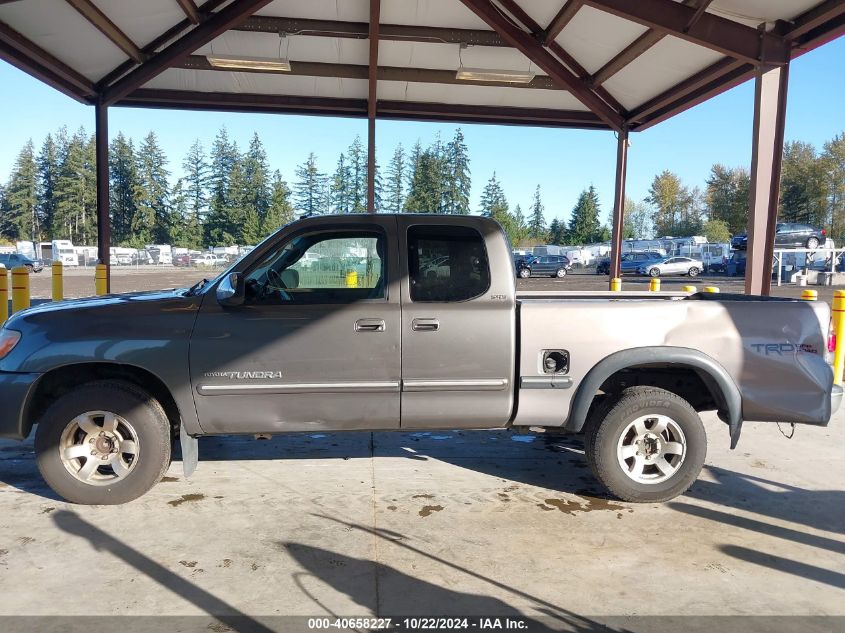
639;256;703;278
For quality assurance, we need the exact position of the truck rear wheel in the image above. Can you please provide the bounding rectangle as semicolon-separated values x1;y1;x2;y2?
34;380;171;505
584;387;706;503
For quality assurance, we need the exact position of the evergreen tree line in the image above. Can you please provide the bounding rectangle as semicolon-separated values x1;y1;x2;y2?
1;126;843;249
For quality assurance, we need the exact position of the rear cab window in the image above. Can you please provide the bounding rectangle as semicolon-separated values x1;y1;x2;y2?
407;225;490;302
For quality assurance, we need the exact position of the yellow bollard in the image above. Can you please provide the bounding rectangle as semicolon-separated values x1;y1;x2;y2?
345;270;358;288
610;277;621;292
703;286;720;293
833;290;845;386
52;261;63;301
95;263;108;296
0;266;7;323
649;278;661;292
11;266;30;313
682;285;697;293
800;289;817;301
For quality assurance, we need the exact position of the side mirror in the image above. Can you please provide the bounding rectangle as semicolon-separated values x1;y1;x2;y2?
216;272;245;307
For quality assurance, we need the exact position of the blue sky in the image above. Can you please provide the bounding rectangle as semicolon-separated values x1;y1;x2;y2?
0;36;842;225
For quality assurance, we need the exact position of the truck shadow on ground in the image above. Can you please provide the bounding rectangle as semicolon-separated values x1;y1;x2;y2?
49;509;613;632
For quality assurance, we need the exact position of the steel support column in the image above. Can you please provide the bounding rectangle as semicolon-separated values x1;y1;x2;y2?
608;127;629;285
745;61;789;296
367;0;380;212
95;102;111;292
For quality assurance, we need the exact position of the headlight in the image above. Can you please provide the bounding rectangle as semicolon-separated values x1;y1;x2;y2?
0;329;21;359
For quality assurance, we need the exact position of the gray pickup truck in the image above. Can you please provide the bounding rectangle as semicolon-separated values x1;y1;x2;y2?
0;215;839;505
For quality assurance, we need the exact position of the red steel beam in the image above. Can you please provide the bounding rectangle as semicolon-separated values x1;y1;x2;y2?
235;16;507;47
542;1;584;44
0;20;95;98
174;0;201;25
782;0;845;39
0;39;90;103
590;0;699;87
95;103;111;290
65;0;144;63
487;0;625;125
118;88;609;129
367;0;380;213
96;0;229;89
745;62;789;296
583;0;788;64
99;0;273;105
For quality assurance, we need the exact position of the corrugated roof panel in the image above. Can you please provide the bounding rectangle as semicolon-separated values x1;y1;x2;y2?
555;5;650;75
602;36;725;110
0;0;128;81
95;0;184;50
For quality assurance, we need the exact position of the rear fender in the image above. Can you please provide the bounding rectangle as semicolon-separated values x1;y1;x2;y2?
565;347;744;448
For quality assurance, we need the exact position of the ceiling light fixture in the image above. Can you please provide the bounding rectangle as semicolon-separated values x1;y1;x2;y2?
455;67;536;83
206;55;291;72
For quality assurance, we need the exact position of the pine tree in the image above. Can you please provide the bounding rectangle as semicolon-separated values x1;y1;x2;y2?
331;152;351;214
347;136;367;213
264;170;295;233
479;172;507;218
37;133;60;240
134;131;171;246
512;204;528;244
5;139;40;242
549;218;564;244
208;127;239;219
443;129;471;214
822;133;845;241
169;179;201;249
567;185;602;244
229;160;262;245
780;141;828;227
242;133;271;230
0;183;12;240
109;133;139;244
383;144;406;213
54;129;90;242
294;153;328;215
528;185;547;240
182;140;209;226
404;148;443;213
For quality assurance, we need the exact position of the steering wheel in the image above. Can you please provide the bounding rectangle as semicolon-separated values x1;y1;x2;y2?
266;268;292;301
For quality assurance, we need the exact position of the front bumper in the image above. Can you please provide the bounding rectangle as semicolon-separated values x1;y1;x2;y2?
0;371;41;440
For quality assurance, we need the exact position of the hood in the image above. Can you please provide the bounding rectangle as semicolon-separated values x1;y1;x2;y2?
3;288;202;334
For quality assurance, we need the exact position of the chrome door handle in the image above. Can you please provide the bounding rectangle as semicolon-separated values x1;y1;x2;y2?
412;318;440;332
355;318;385;332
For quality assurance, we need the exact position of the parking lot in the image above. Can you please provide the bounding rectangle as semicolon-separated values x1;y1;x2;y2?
2;266;843;631
18;264;838;302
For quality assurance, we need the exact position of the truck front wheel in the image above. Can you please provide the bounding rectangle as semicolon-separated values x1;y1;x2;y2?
34;380;172;505
584;387;706;502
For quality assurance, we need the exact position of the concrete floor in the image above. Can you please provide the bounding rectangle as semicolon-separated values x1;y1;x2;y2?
0;410;842;631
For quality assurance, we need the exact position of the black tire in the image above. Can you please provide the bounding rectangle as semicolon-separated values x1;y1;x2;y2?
35;380;171;505
648;268;660;278
688;267;700;277
583;387;706;503
555;268;567;278
806;237;820;249
519;268;531;279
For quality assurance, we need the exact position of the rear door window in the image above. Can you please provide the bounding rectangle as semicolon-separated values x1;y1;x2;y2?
408;226;490;302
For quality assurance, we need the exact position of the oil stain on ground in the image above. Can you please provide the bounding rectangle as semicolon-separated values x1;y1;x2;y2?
160;476;179;483
539;496;626;514
168;493;205;507
419;505;444;517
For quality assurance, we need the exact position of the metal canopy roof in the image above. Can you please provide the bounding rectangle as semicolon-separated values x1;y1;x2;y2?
0;0;843;132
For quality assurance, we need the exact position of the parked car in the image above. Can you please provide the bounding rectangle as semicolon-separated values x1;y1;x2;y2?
731;223;827;250
0;253;43;273
191;253;226;267
517;255;570;279
173;254;192;267
111;254;132;266
0;214;838;506
639;256;704;278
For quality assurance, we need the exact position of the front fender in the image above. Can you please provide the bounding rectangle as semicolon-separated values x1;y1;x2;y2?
564;346;744;448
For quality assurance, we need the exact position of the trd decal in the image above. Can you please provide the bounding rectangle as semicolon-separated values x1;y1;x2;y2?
748;343;818;356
